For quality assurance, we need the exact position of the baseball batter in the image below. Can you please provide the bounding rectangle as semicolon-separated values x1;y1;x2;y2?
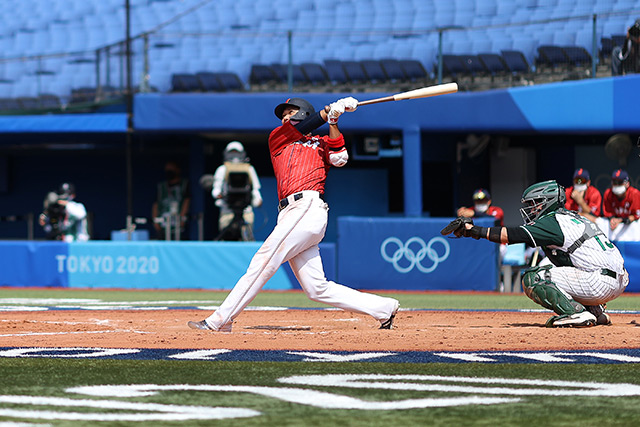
188;96;399;332
442;180;628;328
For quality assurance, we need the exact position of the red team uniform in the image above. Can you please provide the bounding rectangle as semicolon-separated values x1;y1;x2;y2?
603;186;640;219
565;186;602;216
189;97;399;332
472;205;504;226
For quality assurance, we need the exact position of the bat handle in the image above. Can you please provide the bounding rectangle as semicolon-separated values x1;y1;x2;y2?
357;95;395;106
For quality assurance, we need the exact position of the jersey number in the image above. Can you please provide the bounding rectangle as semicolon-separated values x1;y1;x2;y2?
594;235;615;251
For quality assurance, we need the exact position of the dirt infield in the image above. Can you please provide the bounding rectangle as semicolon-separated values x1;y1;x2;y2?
1;309;638;352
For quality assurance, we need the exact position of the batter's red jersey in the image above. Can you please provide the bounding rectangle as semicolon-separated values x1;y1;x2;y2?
602;185;640;218
268;122;345;200
565;185;602;216
471;206;504;226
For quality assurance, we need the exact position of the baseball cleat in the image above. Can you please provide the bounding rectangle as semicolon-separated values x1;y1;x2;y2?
545;311;597;328
188;320;213;330
188;319;233;332
380;300;400;329
585;304;611;325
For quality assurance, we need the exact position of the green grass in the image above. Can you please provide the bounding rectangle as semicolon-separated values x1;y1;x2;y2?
1;359;640;426
1;287;639;310
1;287;639;426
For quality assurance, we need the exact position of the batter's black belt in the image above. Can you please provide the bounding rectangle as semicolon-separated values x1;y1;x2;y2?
601;268;618;279
278;191;324;211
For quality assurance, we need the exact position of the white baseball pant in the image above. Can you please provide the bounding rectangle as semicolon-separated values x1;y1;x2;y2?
205;191;398;330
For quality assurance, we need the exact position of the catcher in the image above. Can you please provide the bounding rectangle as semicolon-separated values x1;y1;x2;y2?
441;180;629;328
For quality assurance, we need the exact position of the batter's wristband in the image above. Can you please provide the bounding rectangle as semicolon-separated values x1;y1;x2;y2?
467;226;488;240
326;134;345;149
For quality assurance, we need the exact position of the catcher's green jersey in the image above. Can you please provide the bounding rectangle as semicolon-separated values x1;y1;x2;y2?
520;209;625;273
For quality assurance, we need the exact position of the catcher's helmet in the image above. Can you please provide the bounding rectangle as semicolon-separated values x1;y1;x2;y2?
57;182;76;200
274;97;315;121
520;180;565;224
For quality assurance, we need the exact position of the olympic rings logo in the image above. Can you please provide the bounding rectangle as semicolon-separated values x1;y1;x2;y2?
380;236;450;273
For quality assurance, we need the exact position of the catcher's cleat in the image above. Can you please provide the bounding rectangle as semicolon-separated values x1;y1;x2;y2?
545;311;597;328
188;319;233;332
380;300;399;329
585;304;611;325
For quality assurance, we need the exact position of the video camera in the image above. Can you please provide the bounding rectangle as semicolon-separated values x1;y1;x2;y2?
224;171;252;212
42;191;66;239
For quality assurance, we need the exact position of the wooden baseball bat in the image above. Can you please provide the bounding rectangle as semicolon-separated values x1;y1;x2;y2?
357;82;458;106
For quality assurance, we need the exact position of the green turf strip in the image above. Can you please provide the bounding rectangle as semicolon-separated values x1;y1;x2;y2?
0;359;640;426
1;287;639;310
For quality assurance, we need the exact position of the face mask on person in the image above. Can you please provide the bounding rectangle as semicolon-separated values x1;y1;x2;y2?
475;203;489;213
612;185;626;196
573;183;587;192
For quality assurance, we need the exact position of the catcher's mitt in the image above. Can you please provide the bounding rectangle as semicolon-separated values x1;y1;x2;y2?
440;217;474;238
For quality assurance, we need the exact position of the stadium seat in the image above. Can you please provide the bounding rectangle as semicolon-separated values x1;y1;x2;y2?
536;45;570;70
270;63;309;87
458;55;488;78
0;98;21;111
360;60;388;84
300;63;330;87
398;59;430;84
214;72;245;92
441;55;468;78
323;59;349;86
611;34;627;47
249;64;282;89
501;50;532;76
562;46;592;68
600;37;614;62
171;73;201;92
380;58;408;83
478;53;508;77
195;72;225;92
341;61;369;85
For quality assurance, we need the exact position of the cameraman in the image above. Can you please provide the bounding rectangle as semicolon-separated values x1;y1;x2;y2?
612;19;640;76
212;141;262;241
38;182;89;242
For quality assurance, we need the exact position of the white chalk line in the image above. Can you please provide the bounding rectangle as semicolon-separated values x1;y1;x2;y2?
0;329;150;338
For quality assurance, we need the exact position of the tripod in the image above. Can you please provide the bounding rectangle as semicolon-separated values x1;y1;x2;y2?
215;206;254;242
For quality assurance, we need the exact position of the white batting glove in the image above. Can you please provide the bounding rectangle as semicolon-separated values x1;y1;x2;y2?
337;96;358;112
327;101;345;125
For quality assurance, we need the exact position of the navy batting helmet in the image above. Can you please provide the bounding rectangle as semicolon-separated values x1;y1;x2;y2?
274;97;315;121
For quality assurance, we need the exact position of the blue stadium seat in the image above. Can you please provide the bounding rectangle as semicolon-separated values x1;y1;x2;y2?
360;60;388;84
300;63;330;86
478;53;508;76
171;73;201;92
562;46;592;68
270;63;309;87
501;50;532;75
536;45;570;70
342;61;369;85
323;59;349;86
458;55;488;77
214;72;246;92
195;72;224;92
249;64;282;88
399;59;430;83
441;55;468;78
600;37;614;61
380;59;407;83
